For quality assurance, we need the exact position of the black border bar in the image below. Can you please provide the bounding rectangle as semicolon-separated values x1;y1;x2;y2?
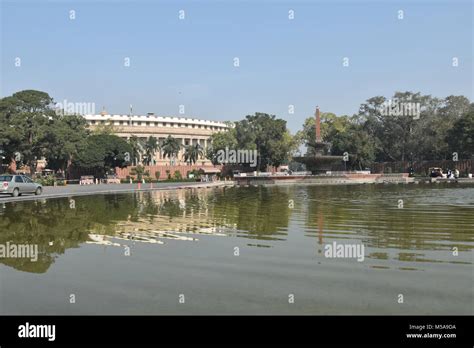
0;315;472;346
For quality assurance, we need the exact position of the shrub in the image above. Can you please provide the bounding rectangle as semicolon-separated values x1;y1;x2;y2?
155;171;161;180
173;170;182;180
36;175;66;186
36;175;55;186
130;165;148;181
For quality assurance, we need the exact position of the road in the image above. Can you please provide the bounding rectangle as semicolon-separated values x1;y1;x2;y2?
0;181;234;203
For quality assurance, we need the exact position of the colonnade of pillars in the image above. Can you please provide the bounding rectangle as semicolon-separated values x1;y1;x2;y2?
127;136;209;165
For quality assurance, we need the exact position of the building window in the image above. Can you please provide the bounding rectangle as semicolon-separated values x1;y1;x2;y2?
146;122;150;126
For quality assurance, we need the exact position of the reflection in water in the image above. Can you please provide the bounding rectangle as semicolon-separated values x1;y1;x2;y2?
0;184;473;275
301;184;474;270
1;184;473;315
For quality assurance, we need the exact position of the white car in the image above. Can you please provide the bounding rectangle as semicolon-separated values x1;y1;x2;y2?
0;175;43;197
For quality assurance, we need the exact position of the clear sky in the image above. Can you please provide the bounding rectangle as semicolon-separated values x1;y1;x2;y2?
1;0;472;133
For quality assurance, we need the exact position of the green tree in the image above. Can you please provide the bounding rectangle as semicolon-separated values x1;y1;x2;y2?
74;134;132;176
144;136;159;165
446;110;474;159
330;123;376;170
296;112;351;156
183;143;204;165
128;135;142;166
0;90;57;174
357;92;470;161
357;93;420;162
208;114;294;170
206;129;238;165
161;135;181;165
43;115;89;173
130;165;149;181
237;113;292;170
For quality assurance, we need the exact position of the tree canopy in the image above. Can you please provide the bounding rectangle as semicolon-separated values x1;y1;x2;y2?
74;134;132;174
207;113;296;171
297;92;473;169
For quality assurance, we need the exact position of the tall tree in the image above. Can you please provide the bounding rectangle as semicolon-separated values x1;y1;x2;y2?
330;123;376;170
183;144;204;165
161;135;181;165
206;128;238;165
446;110;474;159
0;90;57;174
296;112;351;156
144;136;159;165
236;113;292;170
42;115;89;173
74;134;132;176
128;135;142;166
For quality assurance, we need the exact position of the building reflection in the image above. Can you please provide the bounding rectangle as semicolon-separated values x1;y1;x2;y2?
0;186;292;273
2;184;470;275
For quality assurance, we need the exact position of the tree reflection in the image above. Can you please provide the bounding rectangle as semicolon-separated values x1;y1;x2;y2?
0;187;293;273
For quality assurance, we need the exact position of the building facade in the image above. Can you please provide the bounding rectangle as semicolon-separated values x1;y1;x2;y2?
83;113;229;166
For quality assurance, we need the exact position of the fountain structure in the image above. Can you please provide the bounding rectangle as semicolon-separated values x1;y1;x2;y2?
235;107;413;185
293;106;343;174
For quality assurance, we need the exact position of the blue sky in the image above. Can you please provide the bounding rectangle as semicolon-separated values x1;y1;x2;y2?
1;0;472;133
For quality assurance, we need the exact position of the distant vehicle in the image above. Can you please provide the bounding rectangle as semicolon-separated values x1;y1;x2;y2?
80;175;95;185
41;169;54;176
429;167;445;178
0;175;42;197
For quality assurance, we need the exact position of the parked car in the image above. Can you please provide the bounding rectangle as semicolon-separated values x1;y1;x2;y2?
429;167;446;178
0;175;43;197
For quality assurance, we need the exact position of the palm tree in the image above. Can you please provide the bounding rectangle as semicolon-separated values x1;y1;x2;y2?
183;143;204;165
128;135;142;166
144;136;159;165
161;135;181;165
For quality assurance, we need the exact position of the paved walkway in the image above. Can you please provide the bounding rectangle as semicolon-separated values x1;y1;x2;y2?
0;181;234;203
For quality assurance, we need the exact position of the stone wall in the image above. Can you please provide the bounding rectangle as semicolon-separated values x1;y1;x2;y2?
115;164;223;180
